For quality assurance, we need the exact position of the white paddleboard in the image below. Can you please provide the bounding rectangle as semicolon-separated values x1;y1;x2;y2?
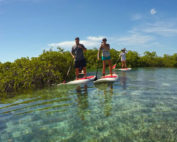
116;68;132;71
66;75;96;85
94;74;118;83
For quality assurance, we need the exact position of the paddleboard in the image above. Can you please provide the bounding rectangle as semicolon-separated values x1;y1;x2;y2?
94;74;118;83
66;75;96;85
116;68;132;71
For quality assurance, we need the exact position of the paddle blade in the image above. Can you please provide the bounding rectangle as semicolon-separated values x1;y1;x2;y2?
94;76;97;81
112;64;117;69
57;82;66;86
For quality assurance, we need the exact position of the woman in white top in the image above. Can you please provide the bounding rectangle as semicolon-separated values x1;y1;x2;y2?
97;38;112;76
119;48;127;68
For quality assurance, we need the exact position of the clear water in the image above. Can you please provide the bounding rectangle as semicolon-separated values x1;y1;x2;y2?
0;68;177;142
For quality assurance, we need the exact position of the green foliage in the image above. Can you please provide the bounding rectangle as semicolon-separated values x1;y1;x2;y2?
0;48;176;95
0;50;75;95
126;51;140;67
139;51;157;67
84;48;99;69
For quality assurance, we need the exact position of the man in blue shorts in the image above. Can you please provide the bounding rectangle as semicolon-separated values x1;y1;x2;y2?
71;37;87;79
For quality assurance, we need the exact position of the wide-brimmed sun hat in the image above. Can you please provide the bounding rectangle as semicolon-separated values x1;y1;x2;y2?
121;48;126;51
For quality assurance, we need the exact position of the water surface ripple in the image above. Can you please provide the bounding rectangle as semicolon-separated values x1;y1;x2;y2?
0;68;177;142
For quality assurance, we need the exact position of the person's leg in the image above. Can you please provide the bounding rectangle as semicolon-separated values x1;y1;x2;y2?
75;68;79;79
102;60;106;76
74;60;79;79
83;67;87;78
82;59;87;78
79;66;83;73
122;61;124;68
124;61;127;68
122;61;126;68
121;61;124;68
108;60;112;75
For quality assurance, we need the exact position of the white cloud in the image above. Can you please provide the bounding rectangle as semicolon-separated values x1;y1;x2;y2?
142;26;177;36
48;19;177;54
132;14;142;21
48;41;74;49
87;36;103;41
111;34;154;46
150;9;157;15
48;34;156;52
132;21;177;37
48;34;173;56
48;36;105;50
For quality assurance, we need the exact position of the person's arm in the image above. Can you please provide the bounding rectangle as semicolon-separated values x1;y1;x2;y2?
70;52;75;59
119;52;122;58
80;44;87;51
107;44;110;50
71;47;75;59
97;46;102;60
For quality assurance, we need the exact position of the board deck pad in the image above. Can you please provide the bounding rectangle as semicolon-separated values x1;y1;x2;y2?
77;76;95;80
116;68;132;71
94;74;118;83
102;75;118;78
65;75;96;85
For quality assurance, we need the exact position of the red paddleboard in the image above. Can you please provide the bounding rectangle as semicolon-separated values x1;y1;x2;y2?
65;75;96;85
116;68;132;71
77;76;95;80
94;74;118;83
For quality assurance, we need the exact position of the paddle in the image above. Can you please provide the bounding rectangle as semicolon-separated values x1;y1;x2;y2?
94;60;99;81
62;60;73;83
112;57;120;70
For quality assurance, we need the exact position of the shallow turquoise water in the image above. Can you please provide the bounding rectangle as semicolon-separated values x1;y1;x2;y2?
0;68;177;142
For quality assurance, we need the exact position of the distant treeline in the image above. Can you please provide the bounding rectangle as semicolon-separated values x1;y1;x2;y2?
0;48;177;95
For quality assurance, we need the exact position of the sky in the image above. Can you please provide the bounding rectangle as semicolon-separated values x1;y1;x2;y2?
0;0;177;62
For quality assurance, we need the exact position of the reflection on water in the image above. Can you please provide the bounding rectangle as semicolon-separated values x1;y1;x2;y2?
120;72;127;89
76;85;88;120
95;83;113;117
0;68;177;142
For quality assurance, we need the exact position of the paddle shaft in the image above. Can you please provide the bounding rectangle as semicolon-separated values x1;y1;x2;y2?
63;60;73;83
116;57;121;65
112;57;121;69
94;61;99;81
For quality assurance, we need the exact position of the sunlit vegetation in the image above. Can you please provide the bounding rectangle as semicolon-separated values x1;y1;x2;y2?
0;48;176;95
